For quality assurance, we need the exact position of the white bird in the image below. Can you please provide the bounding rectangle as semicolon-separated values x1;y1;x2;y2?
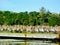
50;27;56;32
34;28;38;32
39;28;44;32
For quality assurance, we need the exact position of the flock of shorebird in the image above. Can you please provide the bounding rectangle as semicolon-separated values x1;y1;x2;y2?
0;25;58;33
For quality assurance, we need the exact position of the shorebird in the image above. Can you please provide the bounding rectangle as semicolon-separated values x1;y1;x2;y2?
39;28;44;32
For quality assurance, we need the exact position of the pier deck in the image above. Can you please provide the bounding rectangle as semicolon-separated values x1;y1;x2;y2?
0;33;59;39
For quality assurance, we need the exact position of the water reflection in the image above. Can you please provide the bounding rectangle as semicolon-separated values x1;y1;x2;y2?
0;39;58;45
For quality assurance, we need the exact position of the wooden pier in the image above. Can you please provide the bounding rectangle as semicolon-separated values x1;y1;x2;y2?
0;33;60;40
0;33;60;45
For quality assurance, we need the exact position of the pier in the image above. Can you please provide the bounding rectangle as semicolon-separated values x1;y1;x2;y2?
0;33;59;41
0;25;60;45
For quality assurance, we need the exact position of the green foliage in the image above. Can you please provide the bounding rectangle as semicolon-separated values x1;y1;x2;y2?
48;13;59;26
0;7;60;26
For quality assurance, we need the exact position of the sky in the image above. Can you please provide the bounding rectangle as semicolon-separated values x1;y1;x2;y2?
0;0;60;13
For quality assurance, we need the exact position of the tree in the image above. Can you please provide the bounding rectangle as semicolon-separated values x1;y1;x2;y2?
39;7;46;25
0;11;4;25
48;13;58;26
56;14;60;26
0;7;60;26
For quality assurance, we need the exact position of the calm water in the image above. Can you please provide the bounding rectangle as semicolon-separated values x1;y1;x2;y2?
0;39;58;45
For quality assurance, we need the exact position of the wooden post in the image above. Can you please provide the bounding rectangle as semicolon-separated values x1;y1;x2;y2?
56;34;60;45
56;42;59;45
24;29;27;45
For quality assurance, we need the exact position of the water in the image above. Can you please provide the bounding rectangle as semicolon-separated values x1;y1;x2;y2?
0;39;58;45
